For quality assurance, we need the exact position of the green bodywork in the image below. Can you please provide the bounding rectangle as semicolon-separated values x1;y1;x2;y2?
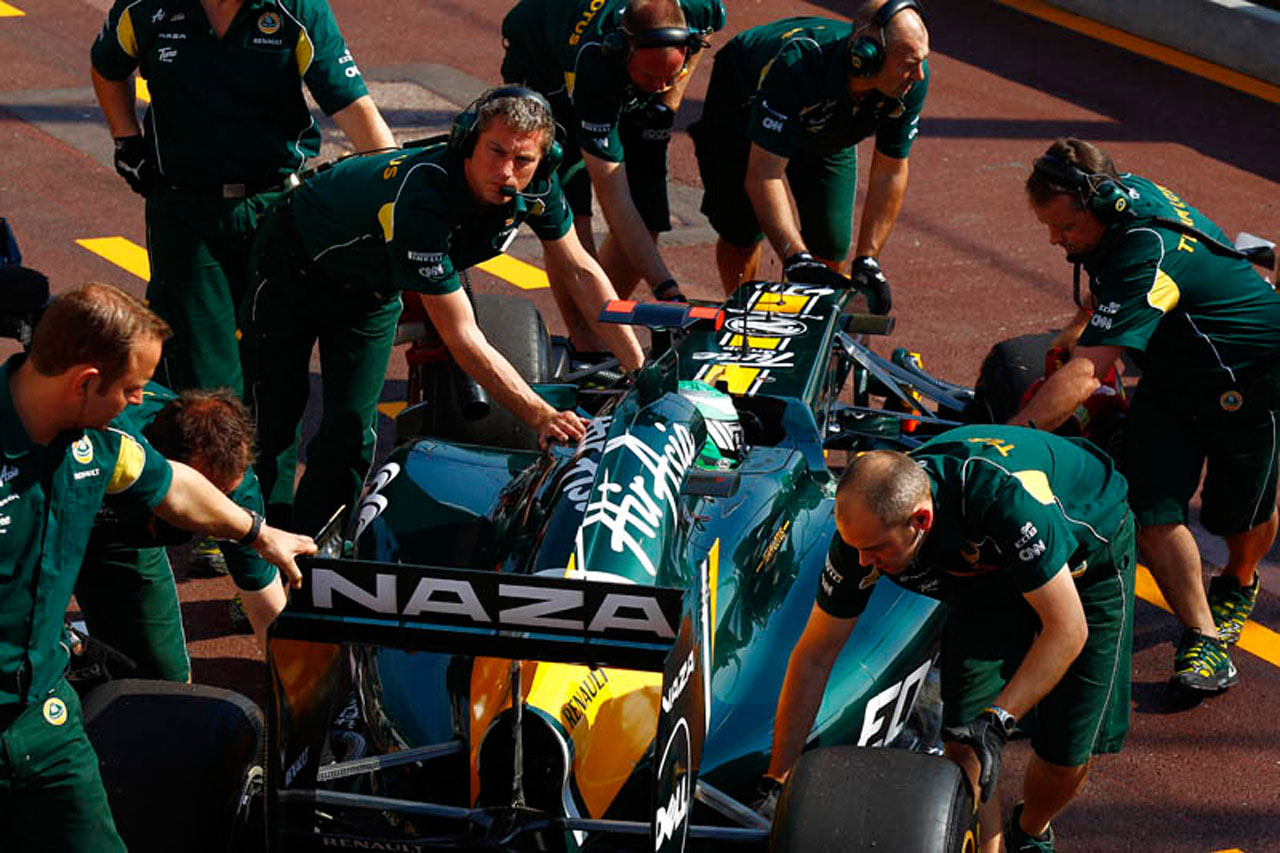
270;281;946;845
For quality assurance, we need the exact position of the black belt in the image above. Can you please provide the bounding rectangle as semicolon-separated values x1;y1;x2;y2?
166;173;301;199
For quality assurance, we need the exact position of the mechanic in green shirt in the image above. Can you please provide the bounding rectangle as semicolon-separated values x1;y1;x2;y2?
501;0;726;311
1013;137;1280;695
763;426;1135;853
689;0;927;302
0;283;314;851
90;0;396;398
244;87;642;535
75;385;292;679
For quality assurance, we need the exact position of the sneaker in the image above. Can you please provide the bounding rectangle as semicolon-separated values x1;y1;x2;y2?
228;593;251;632
1005;802;1054;852
1208;572;1259;645
189;537;228;577
1172;628;1238;692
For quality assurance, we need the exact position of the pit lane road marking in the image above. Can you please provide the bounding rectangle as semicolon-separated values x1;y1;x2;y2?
0;3;25;17
1136;565;1280;669
77;237;151;281
76;235;549;295
998;0;1280;104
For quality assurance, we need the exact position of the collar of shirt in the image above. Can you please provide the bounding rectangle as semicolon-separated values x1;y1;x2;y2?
0;355;36;460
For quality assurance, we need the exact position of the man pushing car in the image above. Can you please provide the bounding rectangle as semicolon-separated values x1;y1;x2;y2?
762;426;1136;853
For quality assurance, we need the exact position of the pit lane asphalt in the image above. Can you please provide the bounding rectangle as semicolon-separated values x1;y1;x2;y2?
3;1;1279;849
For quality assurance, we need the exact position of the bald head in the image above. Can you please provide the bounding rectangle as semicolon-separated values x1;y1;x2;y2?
836;450;931;525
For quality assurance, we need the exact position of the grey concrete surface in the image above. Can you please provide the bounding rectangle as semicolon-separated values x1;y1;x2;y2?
1045;0;1280;86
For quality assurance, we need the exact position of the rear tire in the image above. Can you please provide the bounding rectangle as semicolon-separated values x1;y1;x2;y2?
968;332;1055;424
83;679;265;853
770;746;975;853
423;293;551;450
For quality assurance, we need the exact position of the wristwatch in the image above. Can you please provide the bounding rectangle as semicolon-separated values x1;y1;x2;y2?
238;509;264;546
983;705;1018;737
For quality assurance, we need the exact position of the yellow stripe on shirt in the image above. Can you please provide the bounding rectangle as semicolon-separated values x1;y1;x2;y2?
107;433;147;494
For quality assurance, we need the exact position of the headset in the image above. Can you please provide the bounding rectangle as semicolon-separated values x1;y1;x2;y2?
448;86;563;189
1032;154;1136;226
849;0;924;76
600;24;710;58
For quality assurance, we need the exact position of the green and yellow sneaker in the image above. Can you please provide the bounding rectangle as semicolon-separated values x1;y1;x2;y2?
1005;802;1054;852
1208;572;1259;645
189;536;228;577
1172;628;1238;693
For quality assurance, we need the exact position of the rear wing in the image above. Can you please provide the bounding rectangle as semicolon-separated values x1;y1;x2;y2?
274;557;683;671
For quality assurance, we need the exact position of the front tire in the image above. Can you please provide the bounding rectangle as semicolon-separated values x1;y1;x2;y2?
770;746;975;852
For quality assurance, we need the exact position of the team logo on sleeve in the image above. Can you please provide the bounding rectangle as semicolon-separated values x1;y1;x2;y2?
1220;390;1244;412
258;12;282;34
72;437;94;465
43;697;68;726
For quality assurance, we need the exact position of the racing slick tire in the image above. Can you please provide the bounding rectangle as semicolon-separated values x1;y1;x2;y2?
968;331;1055;425
434;292;552;451
83;679;266;853
770;746;975;853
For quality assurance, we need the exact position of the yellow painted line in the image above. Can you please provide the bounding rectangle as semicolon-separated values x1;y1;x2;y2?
1136;565;1280;668
997;0;1280;105
476;253;549;290
0;2;25;17
135;77;150;103
377;401;407;420
76;236;150;281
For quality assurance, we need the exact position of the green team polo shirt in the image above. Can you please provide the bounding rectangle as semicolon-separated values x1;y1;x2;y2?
288;143;573;296
91;0;369;185
96;383;270;588
817;425;1129;619
1076;174;1280;396
501;0;726;162
703;17;927;160
0;356;173;706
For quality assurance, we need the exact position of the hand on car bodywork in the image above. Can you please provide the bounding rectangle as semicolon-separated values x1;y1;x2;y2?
249;524;316;590
537;408;589;448
783;252;849;291
942;709;1010;803
848;256;892;315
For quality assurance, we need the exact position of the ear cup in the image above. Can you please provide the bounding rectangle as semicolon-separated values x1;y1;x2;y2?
849;0;923;77
1033;155;1134;226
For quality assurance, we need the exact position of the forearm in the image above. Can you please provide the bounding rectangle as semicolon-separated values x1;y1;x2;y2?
991;624;1086;719
91;67;142;138
1050;307;1092;353
1008;356;1100;430
447;324;556;428
586;156;672;287
854;157;909;259
331;94;397;153
152;461;255;541
545;243;644;370
767;653;835;780
747;175;806;262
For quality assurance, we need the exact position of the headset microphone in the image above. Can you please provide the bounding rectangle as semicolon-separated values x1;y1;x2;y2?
499;185;517;199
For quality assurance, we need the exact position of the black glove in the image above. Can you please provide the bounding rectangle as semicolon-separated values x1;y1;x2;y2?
849;256;892;315
941;708;1011;803
782;252;850;290
113;135;157;197
632;101;676;142
651;278;684;302
749;775;783;821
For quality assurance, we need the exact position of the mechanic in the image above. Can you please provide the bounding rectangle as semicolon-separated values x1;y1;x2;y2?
76;387;292;675
1011;138;1280;694
244;87;642;535
688;0;927;303
0;283;314;851
761;426;1136;853
90;0;393;571
90;0;395;396
501;0;726;313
